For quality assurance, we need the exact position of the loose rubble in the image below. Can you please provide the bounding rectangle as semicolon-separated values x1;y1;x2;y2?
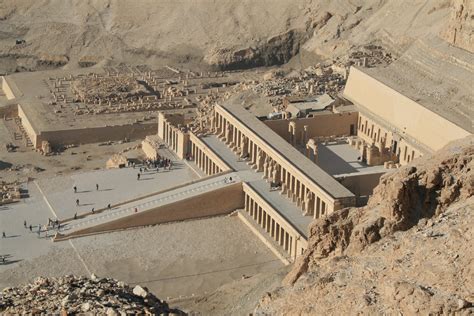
0;275;183;315
0;181;23;205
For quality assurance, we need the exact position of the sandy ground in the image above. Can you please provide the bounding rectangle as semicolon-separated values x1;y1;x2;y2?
0;216;283;299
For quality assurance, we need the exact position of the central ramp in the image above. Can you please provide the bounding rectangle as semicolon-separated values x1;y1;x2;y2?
55;173;243;241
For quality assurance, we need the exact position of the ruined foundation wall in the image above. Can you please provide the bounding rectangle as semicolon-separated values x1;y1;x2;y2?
344;67;471;151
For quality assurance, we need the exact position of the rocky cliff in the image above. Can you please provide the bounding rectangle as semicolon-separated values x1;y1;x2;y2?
255;136;474;315
441;0;474;53
0;0;459;72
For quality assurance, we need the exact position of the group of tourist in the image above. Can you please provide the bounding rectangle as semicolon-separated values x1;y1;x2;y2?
136;157;173;180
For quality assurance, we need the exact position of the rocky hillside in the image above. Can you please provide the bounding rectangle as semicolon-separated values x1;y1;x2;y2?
255;136;474;315
441;0;474;53
0;0;462;72
0;274;182;315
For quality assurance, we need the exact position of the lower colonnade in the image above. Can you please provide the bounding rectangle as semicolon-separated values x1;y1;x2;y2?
189;132;231;176
243;183;307;260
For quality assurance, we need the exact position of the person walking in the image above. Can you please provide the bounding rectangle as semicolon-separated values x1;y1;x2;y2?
24;220;27;228
73;186;77;193
2;232;5;238
137;173;141;180
107;204;111;209
91;208;95;214
74;213;77;220
76;199;80;206
29;224;32;232
96;184;99;191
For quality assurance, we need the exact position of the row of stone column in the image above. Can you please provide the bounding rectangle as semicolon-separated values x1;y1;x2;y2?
163;121;178;153
213;108;329;219
245;193;294;256
191;141;221;176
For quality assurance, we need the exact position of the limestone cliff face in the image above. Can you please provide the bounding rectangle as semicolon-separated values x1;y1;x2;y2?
441;0;474;53
255;136;474;315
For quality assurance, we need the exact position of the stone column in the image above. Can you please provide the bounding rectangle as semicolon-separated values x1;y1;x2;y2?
257;149;264;172
225;123;232;145
240;136;248;158
275;223;280;243
262;157;269;179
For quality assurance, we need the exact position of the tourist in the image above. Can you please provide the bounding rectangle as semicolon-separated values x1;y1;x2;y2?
24;220;27;228
2;232;5;238
29;224;32;232
108;204;111;209
96;184;99;191
137;173;141;180
76;199;80;206
134;207;138;213
229;176;233;182
74;213;77;220
224;177;228;183
57;223;61;231
73;186;77;193
91;208;95;214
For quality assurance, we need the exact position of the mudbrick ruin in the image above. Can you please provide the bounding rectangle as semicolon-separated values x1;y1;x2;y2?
0;0;473;314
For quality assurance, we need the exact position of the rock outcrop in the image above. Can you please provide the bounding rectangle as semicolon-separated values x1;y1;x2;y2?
256;136;474;315
204;28;310;70
441;0;474;53
0;275;182;315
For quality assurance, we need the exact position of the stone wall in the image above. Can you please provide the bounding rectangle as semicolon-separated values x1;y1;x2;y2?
343;67;471;151
17;104;40;147
336;171;386;198
264;112;358;144
1;76;16;100
58;182;244;239
36;122;157;149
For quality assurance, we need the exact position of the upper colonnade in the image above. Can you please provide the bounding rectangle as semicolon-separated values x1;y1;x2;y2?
211;102;356;217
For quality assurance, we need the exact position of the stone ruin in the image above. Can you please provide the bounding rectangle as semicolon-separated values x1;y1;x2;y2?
0;181;22;205
348;136;399;168
106;154;128;169
44;66;236;117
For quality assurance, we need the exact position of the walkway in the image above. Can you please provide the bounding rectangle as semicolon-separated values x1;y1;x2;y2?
59;172;241;236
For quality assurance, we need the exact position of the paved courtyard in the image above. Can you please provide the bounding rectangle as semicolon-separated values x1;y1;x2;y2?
0;152;198;270
0;151;281;298
317;141;385;176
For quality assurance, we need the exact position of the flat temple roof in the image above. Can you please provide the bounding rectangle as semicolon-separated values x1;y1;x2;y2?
218;101;355;200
